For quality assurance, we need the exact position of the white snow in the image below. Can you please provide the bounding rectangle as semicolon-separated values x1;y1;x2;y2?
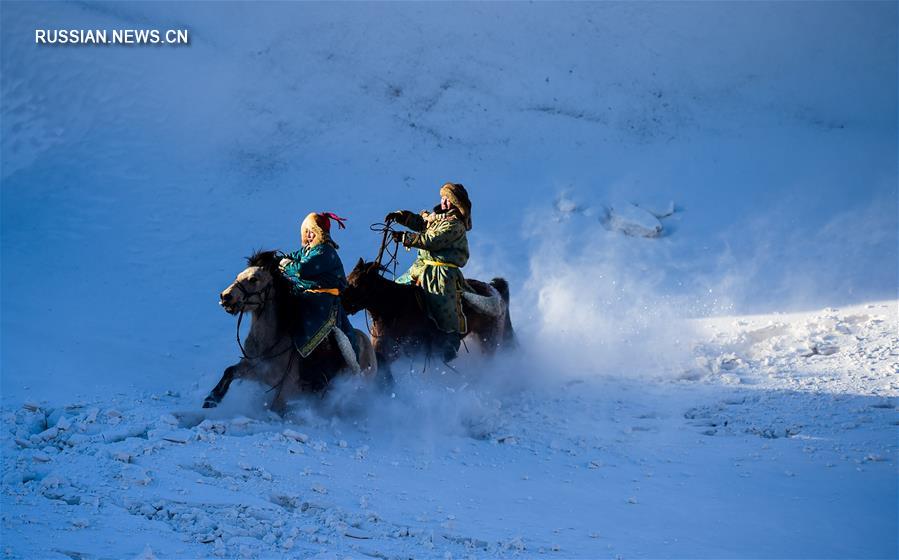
2;301;896;558
601;202;665;238
2;1;897;558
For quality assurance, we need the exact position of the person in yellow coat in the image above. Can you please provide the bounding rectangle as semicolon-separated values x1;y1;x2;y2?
386;182;472;362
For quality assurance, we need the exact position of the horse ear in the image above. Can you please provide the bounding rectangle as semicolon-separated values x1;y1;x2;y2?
366;262;382;274
356;258;365;269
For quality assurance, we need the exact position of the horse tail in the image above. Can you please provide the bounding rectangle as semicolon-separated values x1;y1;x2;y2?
490;277;509;302
490;277;517;349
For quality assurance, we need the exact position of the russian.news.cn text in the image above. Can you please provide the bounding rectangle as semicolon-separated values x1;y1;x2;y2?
35;29;190;46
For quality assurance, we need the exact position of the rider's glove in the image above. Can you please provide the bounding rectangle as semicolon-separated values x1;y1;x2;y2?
390;231;405;245
385;210;414;227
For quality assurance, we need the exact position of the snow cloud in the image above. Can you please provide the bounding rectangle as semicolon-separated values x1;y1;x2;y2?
516;213;700;379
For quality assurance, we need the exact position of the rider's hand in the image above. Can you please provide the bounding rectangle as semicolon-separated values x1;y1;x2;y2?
385;210;411;226
390;231;405;244
279;258;292;271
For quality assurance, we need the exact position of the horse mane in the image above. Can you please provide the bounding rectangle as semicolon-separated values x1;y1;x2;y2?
247;249;279;270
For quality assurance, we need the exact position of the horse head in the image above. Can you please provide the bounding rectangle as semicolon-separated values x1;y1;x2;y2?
219;250;282;315
342;258;387;315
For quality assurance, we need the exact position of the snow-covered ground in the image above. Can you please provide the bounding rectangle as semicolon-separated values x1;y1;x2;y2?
2;1;897;558
3;301;896;559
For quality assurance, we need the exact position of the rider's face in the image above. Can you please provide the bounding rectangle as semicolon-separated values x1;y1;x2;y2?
440;196;452;211
303;229;316;246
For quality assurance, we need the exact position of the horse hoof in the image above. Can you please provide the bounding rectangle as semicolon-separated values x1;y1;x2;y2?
202;398;218;409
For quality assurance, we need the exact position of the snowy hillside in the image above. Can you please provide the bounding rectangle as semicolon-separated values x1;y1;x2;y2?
2;1;897;558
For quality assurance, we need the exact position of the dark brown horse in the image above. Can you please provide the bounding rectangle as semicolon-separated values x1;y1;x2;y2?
341;259;515;373
204;250;376;412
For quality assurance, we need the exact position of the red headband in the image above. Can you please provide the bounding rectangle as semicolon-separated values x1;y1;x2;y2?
319;212;347;232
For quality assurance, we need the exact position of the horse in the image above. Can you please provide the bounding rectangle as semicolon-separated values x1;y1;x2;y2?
203;250;377;412
340;258;516;373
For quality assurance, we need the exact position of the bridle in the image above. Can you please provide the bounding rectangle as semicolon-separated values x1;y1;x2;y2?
232;276;272;310
223;258;335;407
230;276;292;362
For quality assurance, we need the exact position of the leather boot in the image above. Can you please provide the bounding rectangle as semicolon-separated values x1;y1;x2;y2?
438;331;462;363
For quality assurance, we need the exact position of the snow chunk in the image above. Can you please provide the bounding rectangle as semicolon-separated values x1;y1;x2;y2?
114;451;134;463
600;203;663;238
501;537;526;552
230;416;253;428
37;427;59;441
134;545;157;560
100;424;149;443
553;192;588;220
198;419;226;434
282;429;309;443
55;415;73;431
270;493;304;511
159;429;193;444
23;401;43;413
637;200;675;219
32;451;52;463
3;472;22;485
157;413;179;427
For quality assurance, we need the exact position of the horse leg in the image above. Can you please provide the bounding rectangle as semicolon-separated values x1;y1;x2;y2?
203;363;244;408
353;329;377;376
268;378;294;415
474;322;500;356
267;353;301;415
372;335;398;391
492;278;517;350
375;350;395;391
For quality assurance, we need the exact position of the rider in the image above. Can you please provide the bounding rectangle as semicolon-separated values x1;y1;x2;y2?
279;212;358;366
385;182;472;362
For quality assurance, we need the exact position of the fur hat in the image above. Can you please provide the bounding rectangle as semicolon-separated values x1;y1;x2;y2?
301;212;347;248
439;182;472;230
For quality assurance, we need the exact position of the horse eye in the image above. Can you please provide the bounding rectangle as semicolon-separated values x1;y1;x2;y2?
248;278;257;284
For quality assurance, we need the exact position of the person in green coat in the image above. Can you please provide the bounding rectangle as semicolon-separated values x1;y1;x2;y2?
386;182;472;362
279;212;357;360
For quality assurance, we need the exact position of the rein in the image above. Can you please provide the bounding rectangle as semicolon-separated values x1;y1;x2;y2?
361;221;460;375
232;280;293;361
264;347;296;403
370;221;400;278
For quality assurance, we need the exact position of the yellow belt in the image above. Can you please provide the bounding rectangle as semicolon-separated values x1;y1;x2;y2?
305;288;340;296
422;259;459;268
